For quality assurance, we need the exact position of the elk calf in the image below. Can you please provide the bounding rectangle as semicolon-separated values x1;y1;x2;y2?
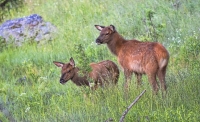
95;25;169;93
53;57;119;89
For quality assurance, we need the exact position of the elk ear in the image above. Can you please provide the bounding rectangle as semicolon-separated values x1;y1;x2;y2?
53;61;64;68
95;25;105;31
69;57;75;67
109;25;115;32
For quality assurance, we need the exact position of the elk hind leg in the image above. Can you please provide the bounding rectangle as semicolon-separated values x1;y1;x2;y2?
157;66;167;91
147;73;159;94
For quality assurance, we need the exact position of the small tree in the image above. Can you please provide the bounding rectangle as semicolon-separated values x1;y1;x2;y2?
73;43;92;76
0;0;24;22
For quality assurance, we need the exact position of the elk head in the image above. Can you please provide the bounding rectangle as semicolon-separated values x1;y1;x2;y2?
53;57;76;84
95;25;116;44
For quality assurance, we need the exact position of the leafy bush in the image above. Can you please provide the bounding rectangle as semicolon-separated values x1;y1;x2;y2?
0;0;24;22
0;0;200;121
73;43;92;75
175;32;200;69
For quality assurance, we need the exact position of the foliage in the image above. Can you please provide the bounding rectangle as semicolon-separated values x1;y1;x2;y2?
0;0;24;22
142;10;165;42
0;0;200;121
73;43;92;76
174;31;200;70
0;37;6;52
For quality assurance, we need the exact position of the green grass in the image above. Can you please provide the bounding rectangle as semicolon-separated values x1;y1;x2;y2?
0;0;200;121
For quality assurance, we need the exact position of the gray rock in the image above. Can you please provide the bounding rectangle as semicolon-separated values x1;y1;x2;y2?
0;14;57;46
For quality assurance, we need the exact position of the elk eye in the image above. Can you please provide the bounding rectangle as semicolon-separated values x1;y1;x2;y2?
105;32;109;35
67;70;71;73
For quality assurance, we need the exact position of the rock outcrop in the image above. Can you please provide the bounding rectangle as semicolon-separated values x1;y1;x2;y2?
0;14;57;46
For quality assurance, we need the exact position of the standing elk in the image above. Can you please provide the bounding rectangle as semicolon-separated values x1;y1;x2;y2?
53;57;119;89
95;25;169;93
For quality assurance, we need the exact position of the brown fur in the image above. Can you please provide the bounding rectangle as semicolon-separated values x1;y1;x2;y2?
95;25;169;93
53;57;119;89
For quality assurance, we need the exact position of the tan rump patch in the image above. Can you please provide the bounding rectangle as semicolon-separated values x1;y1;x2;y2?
159;59;167;68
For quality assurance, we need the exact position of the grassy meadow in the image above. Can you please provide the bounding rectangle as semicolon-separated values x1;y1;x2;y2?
0;0;200;121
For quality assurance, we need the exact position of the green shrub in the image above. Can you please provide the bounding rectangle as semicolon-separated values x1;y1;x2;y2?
0;0;200;121
0;0;24;22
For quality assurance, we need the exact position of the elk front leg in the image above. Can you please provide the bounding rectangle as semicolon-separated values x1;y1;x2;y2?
124;69;133;90
135;73;142;88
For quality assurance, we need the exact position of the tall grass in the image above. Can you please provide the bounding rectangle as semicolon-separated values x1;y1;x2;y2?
0;0;200;121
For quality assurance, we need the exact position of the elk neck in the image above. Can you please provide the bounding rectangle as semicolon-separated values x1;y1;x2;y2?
71;67;90;86
107;32;126;56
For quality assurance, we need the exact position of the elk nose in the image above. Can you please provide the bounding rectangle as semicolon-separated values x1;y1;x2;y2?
96;39;101;45
60;79;65;83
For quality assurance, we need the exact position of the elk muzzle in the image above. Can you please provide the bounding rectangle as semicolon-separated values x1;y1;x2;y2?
96;38;103;45
60;78;66;84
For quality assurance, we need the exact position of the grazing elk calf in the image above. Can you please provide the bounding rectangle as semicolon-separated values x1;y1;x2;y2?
53;57;119;89
95;25;169;93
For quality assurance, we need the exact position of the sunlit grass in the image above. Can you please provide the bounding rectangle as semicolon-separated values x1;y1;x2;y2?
0;0;200;121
